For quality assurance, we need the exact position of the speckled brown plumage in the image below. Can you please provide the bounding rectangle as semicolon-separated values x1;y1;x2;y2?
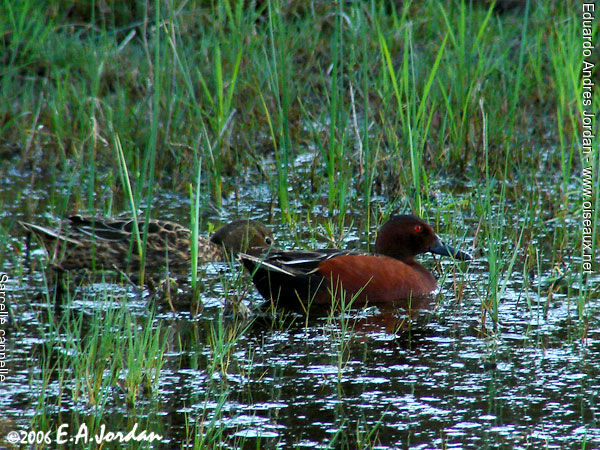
20;215;273;277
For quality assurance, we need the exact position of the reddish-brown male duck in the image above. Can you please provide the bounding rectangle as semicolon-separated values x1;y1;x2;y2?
239;215;471;311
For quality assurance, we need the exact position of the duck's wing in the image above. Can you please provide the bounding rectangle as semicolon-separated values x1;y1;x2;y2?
67;215;138;241
21;215;169;246
239;248;362;309
239;248;357;276
19;221;82;246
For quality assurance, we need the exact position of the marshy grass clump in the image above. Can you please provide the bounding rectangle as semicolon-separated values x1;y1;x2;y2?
1;0;598;448
29;290;167;430
3;1;590;205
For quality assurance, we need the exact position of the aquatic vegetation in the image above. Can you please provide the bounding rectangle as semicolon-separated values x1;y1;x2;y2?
1;0;597;448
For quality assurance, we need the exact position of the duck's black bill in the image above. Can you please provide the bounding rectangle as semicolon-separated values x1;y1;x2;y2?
429;238;472;261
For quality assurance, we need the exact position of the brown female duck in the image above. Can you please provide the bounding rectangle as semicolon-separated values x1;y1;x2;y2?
20;215;273;276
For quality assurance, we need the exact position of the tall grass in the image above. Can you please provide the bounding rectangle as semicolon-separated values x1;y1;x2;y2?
378;23;448;215
264;0;292;221
5;1;586;217
190;160;203;300
549;12;582;213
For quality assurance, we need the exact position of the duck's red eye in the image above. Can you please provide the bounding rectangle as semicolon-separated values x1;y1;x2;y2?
414;225;423;233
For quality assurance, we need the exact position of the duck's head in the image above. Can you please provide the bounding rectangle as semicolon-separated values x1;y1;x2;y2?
375;215;472;261
210;219;274;256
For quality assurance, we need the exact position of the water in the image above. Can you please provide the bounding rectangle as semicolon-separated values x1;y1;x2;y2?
1;160;598;449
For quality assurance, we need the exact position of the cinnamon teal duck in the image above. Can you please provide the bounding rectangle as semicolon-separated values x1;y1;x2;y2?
20;215;274;277
239;215;471;311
